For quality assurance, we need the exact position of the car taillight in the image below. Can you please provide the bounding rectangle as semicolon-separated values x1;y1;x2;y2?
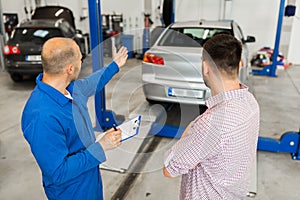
3;45;21;55
143;53;164;65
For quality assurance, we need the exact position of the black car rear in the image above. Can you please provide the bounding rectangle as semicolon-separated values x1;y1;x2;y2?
4;26;64;81
4;19;82;82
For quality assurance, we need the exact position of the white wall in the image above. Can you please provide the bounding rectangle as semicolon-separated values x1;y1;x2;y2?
102;0;144;31
1;0;27;22
1;0;298;63
174;0;299;64
175;0;220;21
288;0;300;64
101;0;144;52
174;0;280;58
151;0;163;26
231;0;279;59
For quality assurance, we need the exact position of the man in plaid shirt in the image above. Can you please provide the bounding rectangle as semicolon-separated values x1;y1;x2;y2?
163;34;259;200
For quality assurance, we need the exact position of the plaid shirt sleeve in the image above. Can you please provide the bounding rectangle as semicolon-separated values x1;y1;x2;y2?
164;115;221;177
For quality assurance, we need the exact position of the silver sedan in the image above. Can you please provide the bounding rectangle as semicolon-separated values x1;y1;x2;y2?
142;20;255;105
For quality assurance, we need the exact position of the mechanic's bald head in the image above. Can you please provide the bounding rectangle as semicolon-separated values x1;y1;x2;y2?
42;37;80;74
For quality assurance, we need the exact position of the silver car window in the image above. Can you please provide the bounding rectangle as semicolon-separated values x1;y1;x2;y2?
158;27;233;47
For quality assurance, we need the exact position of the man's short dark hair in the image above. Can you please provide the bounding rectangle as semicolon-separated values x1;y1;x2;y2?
203;34;242;78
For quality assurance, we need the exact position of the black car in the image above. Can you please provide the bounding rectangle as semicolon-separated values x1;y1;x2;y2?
3;19;85;82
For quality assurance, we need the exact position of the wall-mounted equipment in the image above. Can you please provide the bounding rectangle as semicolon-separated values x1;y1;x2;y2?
285;5;296;16
102;14;123;57
3;13;18;37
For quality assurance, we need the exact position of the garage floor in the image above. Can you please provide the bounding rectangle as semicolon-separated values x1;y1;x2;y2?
1;58;300;200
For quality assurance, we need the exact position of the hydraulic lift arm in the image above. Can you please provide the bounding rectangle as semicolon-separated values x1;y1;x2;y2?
258;132;300;160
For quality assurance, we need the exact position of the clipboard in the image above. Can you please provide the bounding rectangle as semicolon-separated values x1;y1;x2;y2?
95;116;141;142
118;115;141;142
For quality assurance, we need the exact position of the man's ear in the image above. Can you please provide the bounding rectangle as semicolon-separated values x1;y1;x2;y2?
238;59;243;71
202;61;209;76
66;64;73;75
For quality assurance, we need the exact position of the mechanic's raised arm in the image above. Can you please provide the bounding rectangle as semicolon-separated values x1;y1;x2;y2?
75;46;128;97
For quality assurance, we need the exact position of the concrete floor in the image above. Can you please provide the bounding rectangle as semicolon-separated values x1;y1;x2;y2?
0;58;300;200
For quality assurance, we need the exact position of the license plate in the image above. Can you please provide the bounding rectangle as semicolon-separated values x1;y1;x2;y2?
26;55;41;61
168;87;204;99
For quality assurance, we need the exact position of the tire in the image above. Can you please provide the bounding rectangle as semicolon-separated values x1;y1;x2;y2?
10;73;23;82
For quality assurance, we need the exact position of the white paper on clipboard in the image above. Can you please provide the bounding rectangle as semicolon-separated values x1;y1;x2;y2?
95;116;141;142
118;116;141;142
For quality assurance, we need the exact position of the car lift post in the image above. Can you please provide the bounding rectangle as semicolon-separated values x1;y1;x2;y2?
252;0;285;77
142;13;151;55
88;0;118;131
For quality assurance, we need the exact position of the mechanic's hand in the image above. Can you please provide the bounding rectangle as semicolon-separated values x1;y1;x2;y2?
98;128;122;151
113;46;128;68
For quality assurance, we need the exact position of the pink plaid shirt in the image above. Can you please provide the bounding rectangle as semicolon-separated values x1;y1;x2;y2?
164;85;259;200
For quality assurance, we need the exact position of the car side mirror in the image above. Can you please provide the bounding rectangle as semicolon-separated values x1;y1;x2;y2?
244;36;256;43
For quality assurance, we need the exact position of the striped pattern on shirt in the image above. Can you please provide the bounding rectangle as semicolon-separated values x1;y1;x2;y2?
164;85;259;200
